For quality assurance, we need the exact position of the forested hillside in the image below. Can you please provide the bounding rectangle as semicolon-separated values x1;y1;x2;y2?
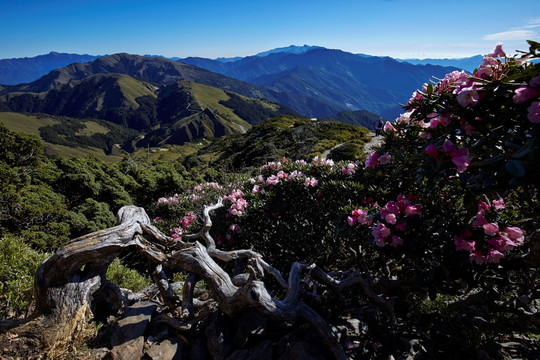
0;114;370;321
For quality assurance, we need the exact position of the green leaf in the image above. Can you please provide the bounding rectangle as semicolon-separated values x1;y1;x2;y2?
427;84;434;96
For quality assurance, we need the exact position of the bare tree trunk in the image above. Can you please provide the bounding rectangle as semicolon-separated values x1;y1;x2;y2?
4;204;355;359
3;199;429;359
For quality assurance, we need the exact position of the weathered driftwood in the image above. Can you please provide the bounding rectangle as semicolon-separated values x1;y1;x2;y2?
5;201;403;359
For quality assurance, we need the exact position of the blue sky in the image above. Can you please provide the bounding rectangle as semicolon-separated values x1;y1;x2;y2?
1;0;539;60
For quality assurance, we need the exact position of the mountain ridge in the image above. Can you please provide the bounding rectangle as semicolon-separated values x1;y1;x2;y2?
0;74;303;147
0;46;481;86
0;47;479;122
0;53;343;118
176;48;460;118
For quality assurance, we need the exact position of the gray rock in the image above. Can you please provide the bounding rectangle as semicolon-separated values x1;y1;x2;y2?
145;337;183;360
108;301;158;360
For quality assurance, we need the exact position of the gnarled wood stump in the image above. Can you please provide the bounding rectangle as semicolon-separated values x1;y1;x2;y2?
3;202;401;359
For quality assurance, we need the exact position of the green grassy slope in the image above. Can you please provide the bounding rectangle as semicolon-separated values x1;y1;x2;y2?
0;112;133;163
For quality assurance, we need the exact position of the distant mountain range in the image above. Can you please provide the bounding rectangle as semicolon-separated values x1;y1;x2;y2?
176;48;462;119
0;46;472;121
0;45;489;146
0;53;339;119
0;46;480;86
396;55;483;73
0;51;100;85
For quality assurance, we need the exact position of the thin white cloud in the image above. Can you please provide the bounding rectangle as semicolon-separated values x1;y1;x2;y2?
483;29;538;41
524;17;540;28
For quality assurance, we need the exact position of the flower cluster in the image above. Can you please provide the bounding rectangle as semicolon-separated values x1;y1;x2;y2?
224;189;247;217
156;193;180;206
425;140;472;172
171;211;197;240
252;158;323;191
192;182;224;192
365;152;391;169
261;161;284;171
349;194;421;247
341;162;358;175
373;194;421;247
455;198;525;264
311;156;335;167
513;74;540;123
347;208;371;227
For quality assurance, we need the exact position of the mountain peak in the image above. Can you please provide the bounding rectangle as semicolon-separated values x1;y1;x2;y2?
255;45;324;57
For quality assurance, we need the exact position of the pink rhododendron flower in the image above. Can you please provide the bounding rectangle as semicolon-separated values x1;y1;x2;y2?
483;222;500;236
478;201;491;211
530;74;540;87
378;154;392;165
266;175;279;186
228;198;247;217
384;201;400;215
527;101;540;123
456;85;479;107
230;224;242;233
513;86;540;104
439;70;470;92
454;236;475;252
395;221;407;232
171;227;183;240
439;113;452;126
442;140;457;153
452;154;472;172
342;163;357;175
347;216;356;227
390;235;404;247
486;248;505;263
262;161;283;170
289;170;304;179
407;91;424;106
385;213;397;224
492;199;505;210
372;222;391;246
473;216;488;228
153;217;163;223
425;144;439;158
476;56;498;79
417;120;430;129
304;177;318;187
383;121;396;132
487;236;517;252
350;209;371;226
463;124;476;135
488;43;506;58
312;156;334;167
365;152;379;169
469;251;486;265
502;226;525;243
404;205;421;216
277;170;288;179
396;111;413;124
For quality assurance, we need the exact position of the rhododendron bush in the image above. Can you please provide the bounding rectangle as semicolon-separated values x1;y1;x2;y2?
152;42;540;354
